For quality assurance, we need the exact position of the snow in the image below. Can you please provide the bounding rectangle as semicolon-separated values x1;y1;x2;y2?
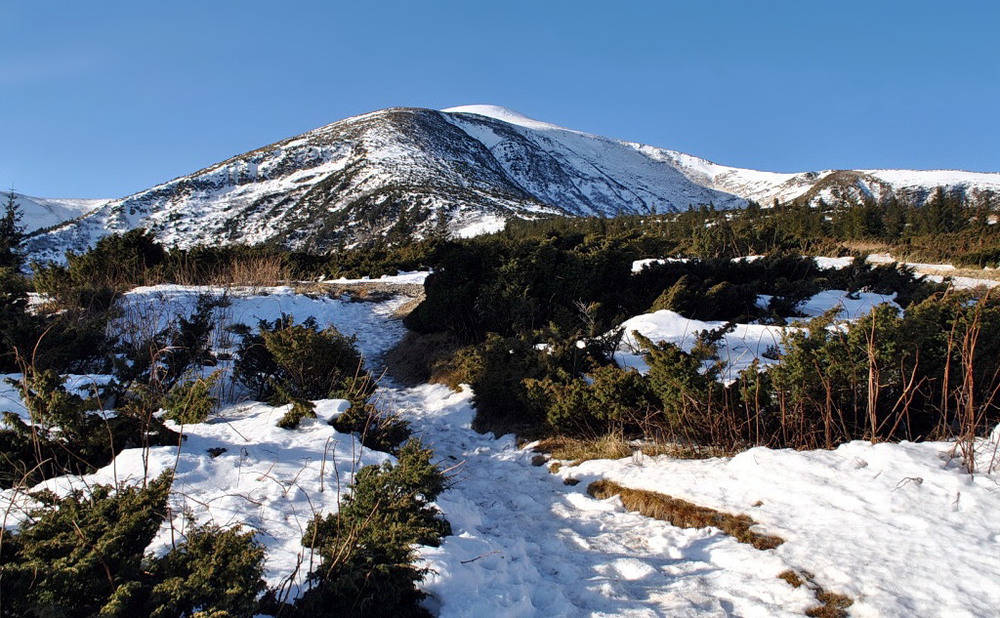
819;253;1000;289
796;289;898;319
813;256;856;270
442;105;570;132
563;437;1000;617
453;213;507;238
865;253;957;271
615;310;789;381
2;191;106;232
325;270;430;285
396;384;814;617
866;168;1000;191
20;399;391;595
612;289;898;382
3;283;999;616
631;258;688;272
115;284;410;364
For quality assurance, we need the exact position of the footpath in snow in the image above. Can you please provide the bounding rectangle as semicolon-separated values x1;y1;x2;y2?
392;380;1000;617
390;384;815;617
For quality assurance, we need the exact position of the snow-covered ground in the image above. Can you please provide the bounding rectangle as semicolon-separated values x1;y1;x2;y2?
615;310;789;381
3;284;999;616
562;438;1000;617
613;289;899;382
818;253;1000;290
395;384;817;617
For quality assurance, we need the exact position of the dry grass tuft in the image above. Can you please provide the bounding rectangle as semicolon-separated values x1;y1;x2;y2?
207;255;290;288
806;589;854;618
534;435;633;464
587;479;784;551
533;435;731;466
778;570;804;588
777;569;854;618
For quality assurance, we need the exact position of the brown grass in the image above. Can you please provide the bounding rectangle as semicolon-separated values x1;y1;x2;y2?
778;570;854;618
533;435;731;465
778;570;804;588
205;255;290;287
587;479;784;551
534;435;633;464
384;330;464;387
806;590;853;618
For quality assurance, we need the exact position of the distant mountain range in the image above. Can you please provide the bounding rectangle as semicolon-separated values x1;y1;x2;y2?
2;192;108;234
23;105;1000;261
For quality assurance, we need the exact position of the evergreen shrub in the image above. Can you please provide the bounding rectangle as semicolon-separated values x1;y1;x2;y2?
232;315;370;404
289;439;449;617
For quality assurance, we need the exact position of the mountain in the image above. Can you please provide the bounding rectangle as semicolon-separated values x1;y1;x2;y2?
24;105;1000;261
2;192;106;233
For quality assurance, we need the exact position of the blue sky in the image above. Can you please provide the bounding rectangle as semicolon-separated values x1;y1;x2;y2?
2;1;999;198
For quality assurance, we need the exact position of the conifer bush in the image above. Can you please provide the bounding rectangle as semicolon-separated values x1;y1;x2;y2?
162;373;220;425
331;399;411;453
276;396;317;429
524;365;654;437
0;472;268;618
113;293;222;397
0;267;31;371
33;228;166;310
290;439;449;617
635;332;726;444
232;315;371;404
0;369;177;488
0;472;173;617
144;522;266;618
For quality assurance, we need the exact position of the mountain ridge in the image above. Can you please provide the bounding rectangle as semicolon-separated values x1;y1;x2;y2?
23;105;1000;262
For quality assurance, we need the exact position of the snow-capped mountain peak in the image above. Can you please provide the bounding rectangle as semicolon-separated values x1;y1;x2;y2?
442;105;570;132
22;105;1000;262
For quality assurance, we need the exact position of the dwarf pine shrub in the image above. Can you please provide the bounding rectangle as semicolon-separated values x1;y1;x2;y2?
0;472;173;617
276;396;317;429
143;522;266;618
113;293;222;397
162;373;220;425
525;364;655;437
32;229;166;310
0;369;178;488
233;315;371;404
332;400;410;453
289;439;449;617
0;471;267;618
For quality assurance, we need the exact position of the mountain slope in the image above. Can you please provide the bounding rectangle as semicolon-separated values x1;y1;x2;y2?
24;105;1000;261
2;192;106;233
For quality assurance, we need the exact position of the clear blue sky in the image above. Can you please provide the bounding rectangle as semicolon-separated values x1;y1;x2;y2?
2;0;999;198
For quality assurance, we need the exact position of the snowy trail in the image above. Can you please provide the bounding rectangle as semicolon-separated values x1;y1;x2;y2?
388;385;813;617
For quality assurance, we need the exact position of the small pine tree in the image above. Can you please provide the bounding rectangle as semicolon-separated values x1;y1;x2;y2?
0;191;25;269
